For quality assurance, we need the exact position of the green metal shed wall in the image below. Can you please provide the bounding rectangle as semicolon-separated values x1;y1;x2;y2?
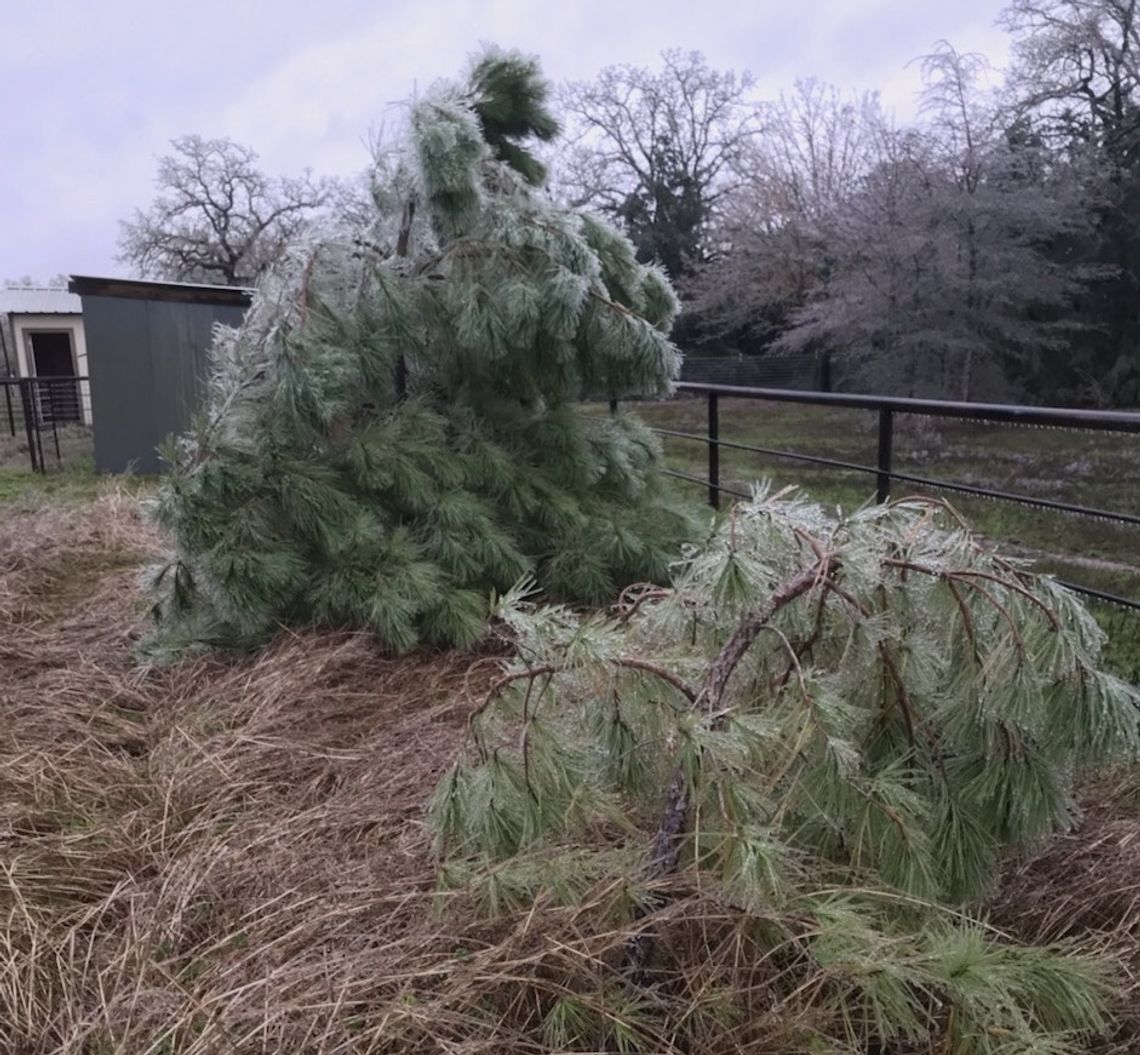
81;295;247;474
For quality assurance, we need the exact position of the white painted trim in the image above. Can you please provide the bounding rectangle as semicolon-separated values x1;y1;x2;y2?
9;313;91;425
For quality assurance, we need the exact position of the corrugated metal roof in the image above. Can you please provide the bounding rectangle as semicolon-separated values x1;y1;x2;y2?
0;288;82;315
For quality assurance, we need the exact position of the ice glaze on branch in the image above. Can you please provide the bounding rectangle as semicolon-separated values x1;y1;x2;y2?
626;553;834;980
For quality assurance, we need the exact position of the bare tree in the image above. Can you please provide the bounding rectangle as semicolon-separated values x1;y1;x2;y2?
750;79;888;221
1001;1;1140;402
118;135;333;286
777;43;1093;399
687;81;889;345
1001;0;1140;145
559;50;759;278
3;274;67;289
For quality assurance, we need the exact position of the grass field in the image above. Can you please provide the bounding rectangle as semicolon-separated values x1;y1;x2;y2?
0;421;94;475
4;395;1139;674
2;479;1140;1052
2;427;1140;1055
600;396;1140;678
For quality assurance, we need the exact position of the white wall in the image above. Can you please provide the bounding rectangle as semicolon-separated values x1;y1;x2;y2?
11;313;91;424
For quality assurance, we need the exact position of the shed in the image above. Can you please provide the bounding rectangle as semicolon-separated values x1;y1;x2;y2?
0;287;91;423
69;276;252;474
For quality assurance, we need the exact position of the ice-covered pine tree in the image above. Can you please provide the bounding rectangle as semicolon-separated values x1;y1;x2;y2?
430;490;1139;1053
146;47;694;655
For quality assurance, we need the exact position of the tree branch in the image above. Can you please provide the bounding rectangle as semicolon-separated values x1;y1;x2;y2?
626;553;834;983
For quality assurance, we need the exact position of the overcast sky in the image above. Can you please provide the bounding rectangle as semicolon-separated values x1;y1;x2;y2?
0;0;1013;284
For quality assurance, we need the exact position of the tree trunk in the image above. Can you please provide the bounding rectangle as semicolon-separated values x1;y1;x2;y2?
961;347;974;403
393;196;417;401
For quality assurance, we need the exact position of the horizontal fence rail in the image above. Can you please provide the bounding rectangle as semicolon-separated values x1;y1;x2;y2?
613;382;1140;614
1;376;93;473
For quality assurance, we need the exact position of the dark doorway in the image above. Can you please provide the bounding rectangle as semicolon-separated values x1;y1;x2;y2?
30;331;75;376
28;331;80;422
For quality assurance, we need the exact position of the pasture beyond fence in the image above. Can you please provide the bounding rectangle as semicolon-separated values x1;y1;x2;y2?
1;376;93;473
4;371;1138;615
614;382;1140;615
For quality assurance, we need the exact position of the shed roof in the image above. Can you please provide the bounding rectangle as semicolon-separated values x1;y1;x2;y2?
0;288;82;315
69;275;253;307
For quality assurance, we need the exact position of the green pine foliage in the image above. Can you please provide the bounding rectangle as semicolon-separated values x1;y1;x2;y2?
430;489;1139;1053
145;48;693;657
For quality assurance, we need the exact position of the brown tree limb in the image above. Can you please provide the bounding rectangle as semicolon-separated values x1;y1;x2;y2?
883;558;1060;629
393;194;417;400
946;578;979;662
468;658;699;750
613;582;673;623
625;554;834;983
614;658;699;704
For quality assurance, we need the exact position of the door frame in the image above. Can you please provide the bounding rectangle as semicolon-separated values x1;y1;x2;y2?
9;313;91;426
22;328;81;424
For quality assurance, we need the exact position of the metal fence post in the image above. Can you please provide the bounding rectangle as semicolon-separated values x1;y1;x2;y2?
819;351;832;393
48;381;62;467
708;391;720;509
876;408;893;504
609;398;618;415
34;382;47;471
17;379;40;473
4;383;14;437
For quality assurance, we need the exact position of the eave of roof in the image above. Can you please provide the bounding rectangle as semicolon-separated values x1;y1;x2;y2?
68;275;254;308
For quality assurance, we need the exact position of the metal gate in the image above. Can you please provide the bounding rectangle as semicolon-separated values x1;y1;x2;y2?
1;376;92;472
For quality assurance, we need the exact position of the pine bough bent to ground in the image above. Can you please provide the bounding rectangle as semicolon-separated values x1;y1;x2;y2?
431;489;1139;1054
146;49;693;657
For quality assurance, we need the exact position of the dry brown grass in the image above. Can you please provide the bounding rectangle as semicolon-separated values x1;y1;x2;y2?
0;491;679;1053
992;775;1140;1055
0;497;494;1051
3;489;1140;1053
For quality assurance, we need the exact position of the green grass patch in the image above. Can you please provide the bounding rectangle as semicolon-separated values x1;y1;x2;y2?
608;395;1140;579
595;396;1140;678
0;468;109;510
0;467;156;513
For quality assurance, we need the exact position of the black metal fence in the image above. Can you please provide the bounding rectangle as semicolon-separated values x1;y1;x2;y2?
1;376;93;473
617;381;1140;613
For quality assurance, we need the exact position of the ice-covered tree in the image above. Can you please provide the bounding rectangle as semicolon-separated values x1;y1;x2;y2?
1001;0;1140;403
145;48;693;656
687;80;890;350
772;46;1092;399
118;135;333;286
431;488;1137;1052
559;50;758;280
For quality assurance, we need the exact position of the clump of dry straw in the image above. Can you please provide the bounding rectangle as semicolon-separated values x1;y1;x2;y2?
2;485;1139;1053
